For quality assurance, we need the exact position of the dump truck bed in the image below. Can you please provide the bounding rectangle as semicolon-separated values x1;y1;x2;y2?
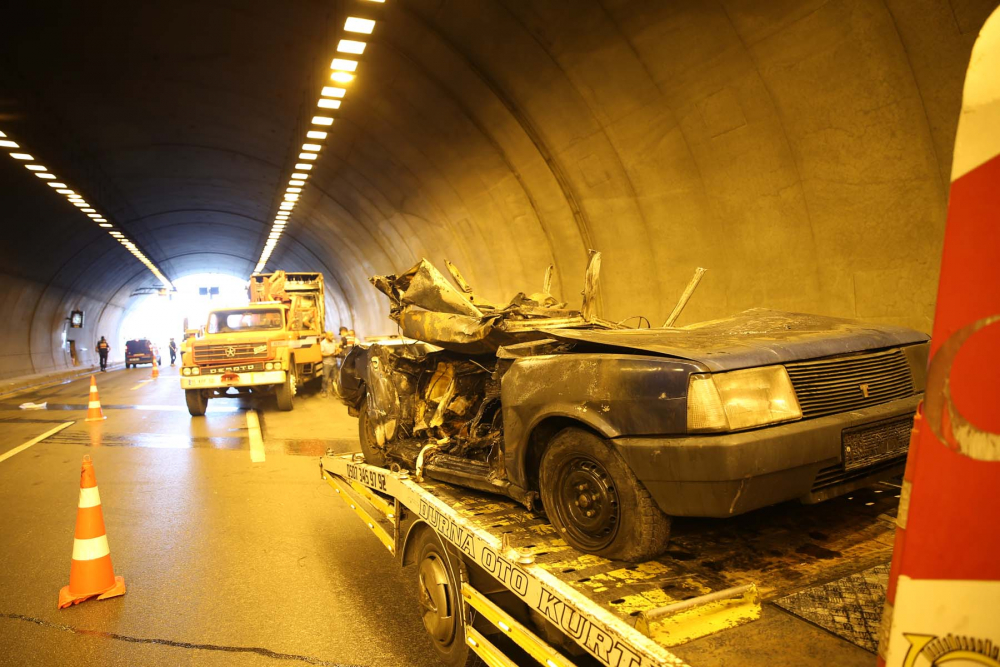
320;453;899;666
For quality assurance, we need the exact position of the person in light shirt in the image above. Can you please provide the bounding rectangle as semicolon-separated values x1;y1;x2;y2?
320;331;341;398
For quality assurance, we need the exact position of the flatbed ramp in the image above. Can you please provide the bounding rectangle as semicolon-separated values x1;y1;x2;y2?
321;453;899;666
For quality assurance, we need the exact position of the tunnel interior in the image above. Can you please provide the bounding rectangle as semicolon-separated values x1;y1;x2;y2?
2;0;996;380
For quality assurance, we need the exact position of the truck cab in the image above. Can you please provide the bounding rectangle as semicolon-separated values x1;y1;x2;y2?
180;272;325;415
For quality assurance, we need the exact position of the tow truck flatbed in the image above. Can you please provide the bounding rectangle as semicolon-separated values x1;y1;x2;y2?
320;453;899;666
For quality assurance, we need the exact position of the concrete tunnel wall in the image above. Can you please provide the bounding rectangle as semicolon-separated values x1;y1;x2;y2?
1;0;996;381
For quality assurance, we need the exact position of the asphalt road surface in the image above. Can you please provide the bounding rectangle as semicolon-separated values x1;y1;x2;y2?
0;366;444;667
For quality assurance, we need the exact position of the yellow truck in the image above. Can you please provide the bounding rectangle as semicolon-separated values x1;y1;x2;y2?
181;272;325;415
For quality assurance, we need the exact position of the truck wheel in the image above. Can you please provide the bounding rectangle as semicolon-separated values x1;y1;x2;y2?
413;530;483;667
276;368;296;411
358;397;387;467
185;390;208;416
539;427;671;562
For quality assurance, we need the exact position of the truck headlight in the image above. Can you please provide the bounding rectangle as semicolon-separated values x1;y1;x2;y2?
273;361;281;370
687;366;802;432
192;367;201;376
265;362;273;370
182;367;191;376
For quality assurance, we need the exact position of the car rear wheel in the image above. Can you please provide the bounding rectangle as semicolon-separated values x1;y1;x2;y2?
275;367;296;411
539;427;671;562
185;389;207;416
412;530;483;667
357;396;387;467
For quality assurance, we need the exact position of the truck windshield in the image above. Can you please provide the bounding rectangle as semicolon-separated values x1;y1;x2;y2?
208;309;283;333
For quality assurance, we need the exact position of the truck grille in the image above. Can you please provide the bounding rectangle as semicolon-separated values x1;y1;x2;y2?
785;348;914;419
193;343;269;365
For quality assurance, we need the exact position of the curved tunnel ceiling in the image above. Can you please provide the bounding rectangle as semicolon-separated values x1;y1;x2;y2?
1;0;996;377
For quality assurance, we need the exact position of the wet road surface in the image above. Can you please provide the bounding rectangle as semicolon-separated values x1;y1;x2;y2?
0;366;443;666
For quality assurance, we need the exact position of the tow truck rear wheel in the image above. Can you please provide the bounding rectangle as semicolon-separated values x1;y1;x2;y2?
413;530;483;667
275;367;296;411
540;427;671;562
185;389;207;416
357;397;387;467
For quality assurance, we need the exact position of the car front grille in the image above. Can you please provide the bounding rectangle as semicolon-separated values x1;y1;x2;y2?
785;348;914;419
811;455;906;493
193;343;269;365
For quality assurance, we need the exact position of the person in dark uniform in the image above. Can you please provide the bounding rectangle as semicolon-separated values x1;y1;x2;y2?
96;336;110;372
168;338;178;366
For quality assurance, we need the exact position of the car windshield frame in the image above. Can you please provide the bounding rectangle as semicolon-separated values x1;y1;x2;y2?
208;309;284;334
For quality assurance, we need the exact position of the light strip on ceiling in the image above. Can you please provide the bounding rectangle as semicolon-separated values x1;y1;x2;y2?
252;3;382;274
2;129;174;290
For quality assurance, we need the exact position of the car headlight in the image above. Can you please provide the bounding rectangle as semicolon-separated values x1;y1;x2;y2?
182;367;191;376
265;362;273;370
192;367;201;376
687;365;802;432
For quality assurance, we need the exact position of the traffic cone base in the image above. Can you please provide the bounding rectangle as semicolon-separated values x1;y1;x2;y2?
151;357;159;380
84;375;106;422
58;575;125;609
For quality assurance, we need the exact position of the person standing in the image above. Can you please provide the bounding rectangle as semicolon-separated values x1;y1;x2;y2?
320;331;340;398
96;336;110;372
168;338;178;366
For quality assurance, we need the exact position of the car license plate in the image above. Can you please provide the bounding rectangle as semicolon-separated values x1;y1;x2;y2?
842;416;913;470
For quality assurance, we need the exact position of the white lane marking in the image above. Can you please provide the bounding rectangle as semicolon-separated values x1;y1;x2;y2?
72;534;110;561
79;486;102;508
0;421;75;464
130;380;152;391
246;409;265;463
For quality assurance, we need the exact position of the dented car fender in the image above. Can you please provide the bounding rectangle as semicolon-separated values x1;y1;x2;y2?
500;353;706;490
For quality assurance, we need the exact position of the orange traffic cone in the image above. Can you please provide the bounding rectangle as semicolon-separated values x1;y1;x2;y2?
151;356;159;379
84;376;106;422
58;455;125;608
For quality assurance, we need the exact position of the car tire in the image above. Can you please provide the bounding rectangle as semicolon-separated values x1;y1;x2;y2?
275;367;296;411
539;427;671;562
412;530;483;667
185;389;207;416
357;396;387;467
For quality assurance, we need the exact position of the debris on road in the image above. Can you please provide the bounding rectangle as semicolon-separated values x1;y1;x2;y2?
18;401;47;410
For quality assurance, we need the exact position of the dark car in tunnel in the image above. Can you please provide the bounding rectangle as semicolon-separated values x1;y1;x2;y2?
337;260;930;561
125;339;162;368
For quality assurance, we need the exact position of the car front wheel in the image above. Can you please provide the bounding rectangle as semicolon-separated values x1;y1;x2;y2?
357;396;387;467
539;427;671;562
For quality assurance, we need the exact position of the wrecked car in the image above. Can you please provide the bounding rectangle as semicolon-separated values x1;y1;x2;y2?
337;254;928;561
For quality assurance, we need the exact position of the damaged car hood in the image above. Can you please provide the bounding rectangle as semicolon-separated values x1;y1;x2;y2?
544;309;929;371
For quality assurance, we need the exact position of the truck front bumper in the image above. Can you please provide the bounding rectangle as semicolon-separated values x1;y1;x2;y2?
180;370;286;390
613;396;919;518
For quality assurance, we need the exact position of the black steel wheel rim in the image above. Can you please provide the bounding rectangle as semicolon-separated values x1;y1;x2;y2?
552;454;620;550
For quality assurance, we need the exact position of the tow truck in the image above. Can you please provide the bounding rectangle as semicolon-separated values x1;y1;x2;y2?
321;451;900;666
181;272;325;415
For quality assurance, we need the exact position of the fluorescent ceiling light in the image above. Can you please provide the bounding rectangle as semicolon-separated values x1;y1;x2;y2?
331;58;358;72
87;213;101;219
302;143;322;151
291;173;309;179
298;152;318;160
289;179;305;186
311;116;334;126
306;130;327;140
344;17;375;34
9;153;33;160
68;195;83;200
294;163;313;170
279;203;294;210
286;187;302;193
48;182;67;188
284;194;299;201
25;164;47;171
36;173;55;179
73;202;88;207
82;208;96;213
322;86;347;98
0;140;18;148
317;99;341;110
95;217;107;222
57;189;74;195
330;72;354;84
337;40;366;55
